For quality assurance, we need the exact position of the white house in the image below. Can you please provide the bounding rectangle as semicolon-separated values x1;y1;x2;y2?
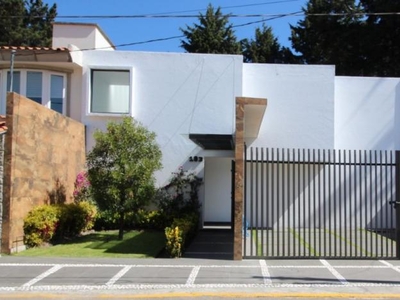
1;23;399;259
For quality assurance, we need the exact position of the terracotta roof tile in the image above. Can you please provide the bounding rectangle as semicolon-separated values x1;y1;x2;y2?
0;115;7;134
0;46;69;52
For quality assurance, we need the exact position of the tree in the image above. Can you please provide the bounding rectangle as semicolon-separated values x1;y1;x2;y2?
0;0;57;47
290;0;400;77
290;0;366;76
87;117;162;240
242;24;299;64
180;4;241;54
360;0;400;77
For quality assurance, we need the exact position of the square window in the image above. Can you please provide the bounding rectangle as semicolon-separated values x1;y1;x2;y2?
91;70;130;114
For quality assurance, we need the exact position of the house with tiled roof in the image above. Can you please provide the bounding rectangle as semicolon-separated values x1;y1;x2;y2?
1;22;400;259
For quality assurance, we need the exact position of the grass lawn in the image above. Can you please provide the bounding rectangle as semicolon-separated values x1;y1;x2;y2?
13;230;166;258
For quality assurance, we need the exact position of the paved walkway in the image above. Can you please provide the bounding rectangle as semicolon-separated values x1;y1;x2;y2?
0;256;399;298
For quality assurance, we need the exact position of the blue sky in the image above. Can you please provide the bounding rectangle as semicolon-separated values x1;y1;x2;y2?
47;0;308;52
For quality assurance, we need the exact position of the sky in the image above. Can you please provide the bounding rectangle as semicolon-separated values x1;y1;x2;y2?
47;0;309;52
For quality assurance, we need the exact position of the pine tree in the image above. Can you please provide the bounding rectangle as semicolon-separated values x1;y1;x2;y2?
180;4;241;54
242;24;288;63
0;0;57;47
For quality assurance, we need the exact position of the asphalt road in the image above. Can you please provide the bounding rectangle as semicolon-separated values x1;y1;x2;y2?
0;256;399;299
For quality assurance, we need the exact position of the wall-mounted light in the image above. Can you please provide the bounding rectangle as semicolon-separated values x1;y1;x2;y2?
189;156;203;162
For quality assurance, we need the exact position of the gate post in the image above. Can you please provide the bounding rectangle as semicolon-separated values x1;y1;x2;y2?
396;151;400;259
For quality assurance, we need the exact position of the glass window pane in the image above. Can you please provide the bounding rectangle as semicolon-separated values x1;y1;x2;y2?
91;70;130;114
50;75;64;114
26;71;43;104
7;71;20;94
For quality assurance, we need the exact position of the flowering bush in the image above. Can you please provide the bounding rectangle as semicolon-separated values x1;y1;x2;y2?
73;171;91;203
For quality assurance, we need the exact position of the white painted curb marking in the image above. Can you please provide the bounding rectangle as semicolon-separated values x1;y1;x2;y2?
259;260;272;284
320;259;349;285
106;265;133;286
21;265;63;288
186;266;200;286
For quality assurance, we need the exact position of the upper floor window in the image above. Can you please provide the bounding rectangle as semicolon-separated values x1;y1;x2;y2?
90;69;130;114
0;69;66;115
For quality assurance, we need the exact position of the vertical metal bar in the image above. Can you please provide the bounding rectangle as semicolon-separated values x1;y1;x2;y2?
318;149;321;257
328;150;332;257
389;151;399;257
380;151;383;257
293;149;296;257
282;149;286;257
277;149;280;257
359;150;363;258
339;149;342;257
323;149;327;257
333;149;337;257
369;150;373;257
395;151;400;259
266;148;270;257
349;150;352;258
344;150;347;258
298;149;301;257
303;149;306;257
271;149;275;257
367;150;371;257
353;150;357;257
261;148;264;256
287;148;291;257
313;149;317;257
255;148;259;256
307;149;311;256
375;151;378;257
252;148;255;256
384;151;388;257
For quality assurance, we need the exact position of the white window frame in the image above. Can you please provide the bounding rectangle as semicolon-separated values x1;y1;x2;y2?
0;69;67;115
87;66;132;116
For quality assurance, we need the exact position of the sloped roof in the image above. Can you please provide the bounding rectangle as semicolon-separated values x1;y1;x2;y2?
0;46;71;63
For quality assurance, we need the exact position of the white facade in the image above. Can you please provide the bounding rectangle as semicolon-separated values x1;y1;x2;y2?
1;23;400;226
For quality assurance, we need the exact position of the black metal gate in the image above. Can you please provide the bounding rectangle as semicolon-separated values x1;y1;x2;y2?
243;147;400;259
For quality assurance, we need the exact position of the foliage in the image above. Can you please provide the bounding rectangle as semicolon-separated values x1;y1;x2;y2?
86;116;162;240
54;201;97;240
23;202;97;247
23;205;59;247
73;171;91;203
165;226;182;258
132;209;166;230
165;213;199;258
46;178;66;205
180;4;241;54
242;24;296;63
290;0;400;76
157;167;202;224
0;0;57;46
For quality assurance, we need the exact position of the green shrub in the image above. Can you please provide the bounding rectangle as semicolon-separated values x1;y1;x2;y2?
24;202;97;247
55;201;97;240
165;226;183;258
133;209;167;230
23;205;60;247
164;213;199;257
93;209;120;231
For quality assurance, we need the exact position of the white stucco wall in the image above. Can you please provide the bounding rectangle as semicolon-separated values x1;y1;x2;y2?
243;64;335;149
334;76;400;150
80;51;242;186
53;24;114;51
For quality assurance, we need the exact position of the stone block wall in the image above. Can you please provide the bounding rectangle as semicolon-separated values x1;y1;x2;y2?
1;93;86;253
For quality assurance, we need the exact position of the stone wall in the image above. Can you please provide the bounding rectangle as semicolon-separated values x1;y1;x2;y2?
1;93;86;253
